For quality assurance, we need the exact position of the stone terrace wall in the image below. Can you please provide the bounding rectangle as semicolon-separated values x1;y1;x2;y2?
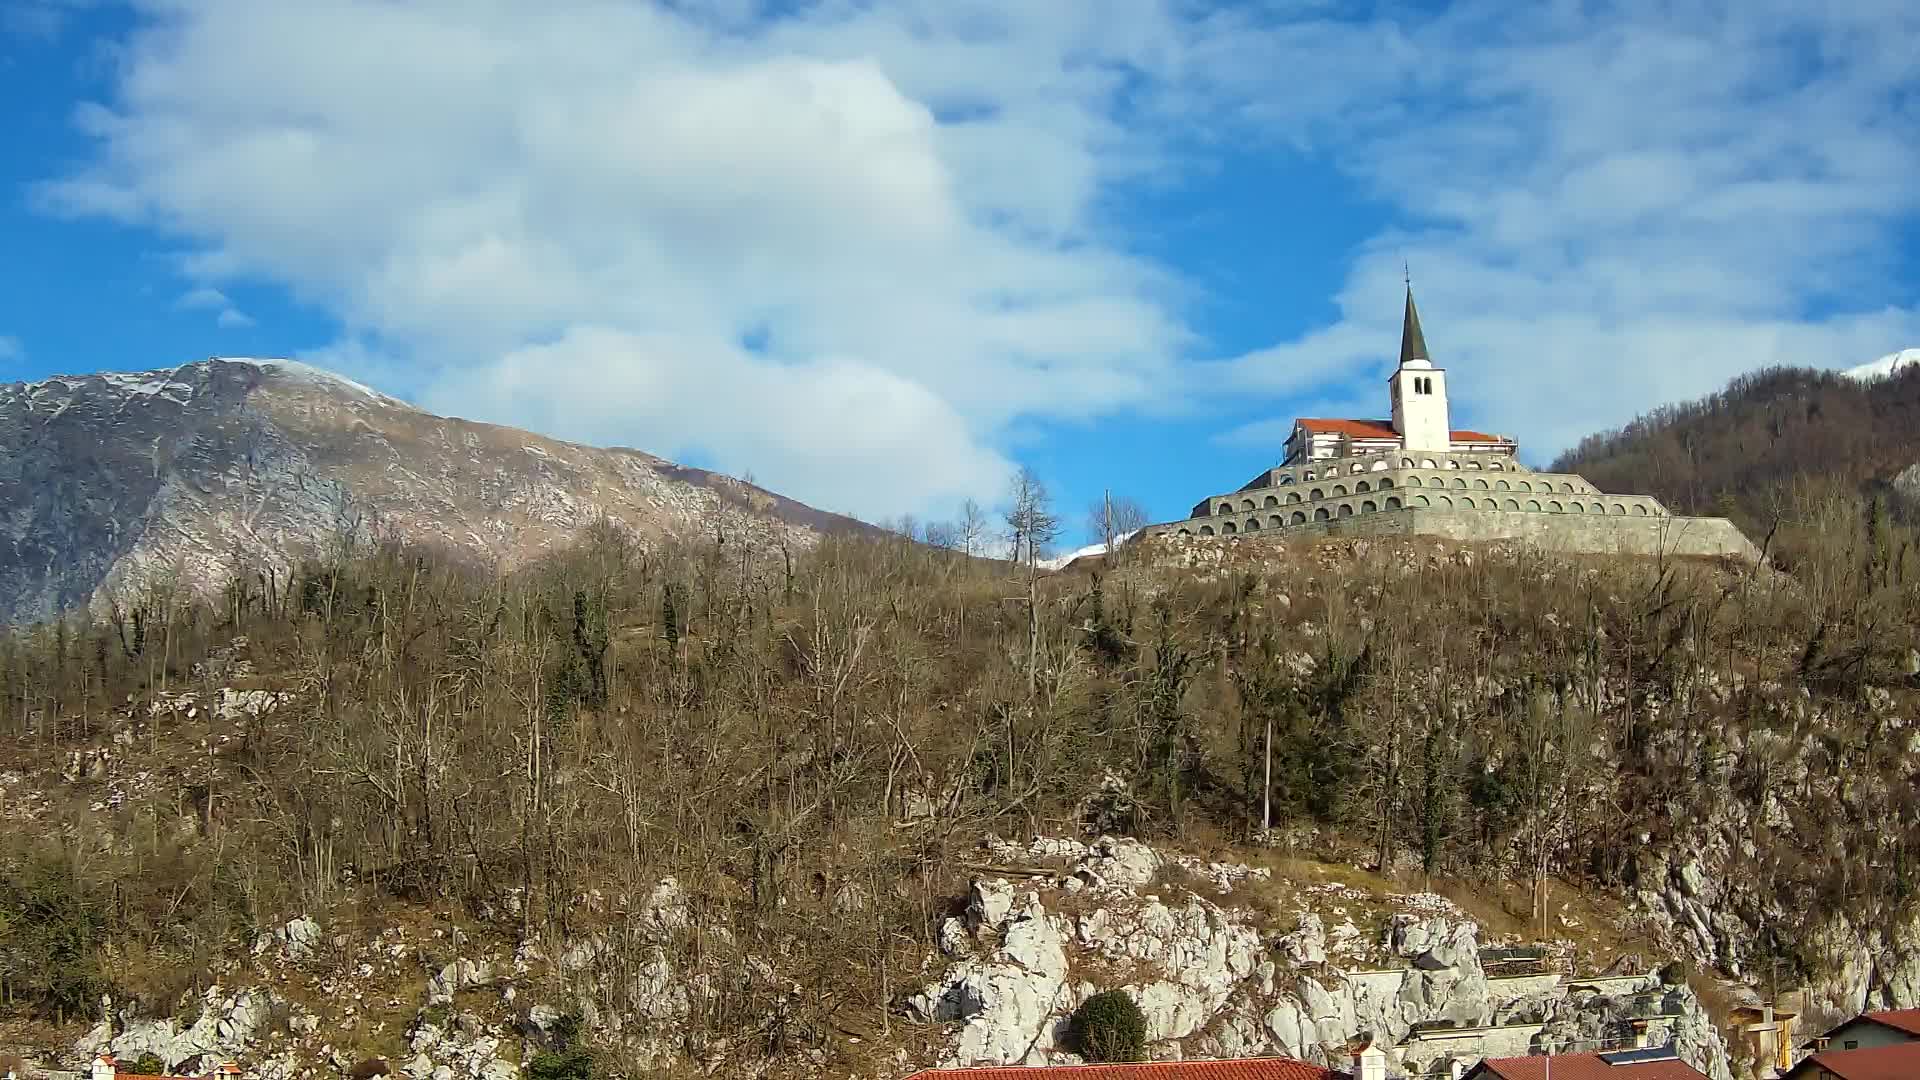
1151;508;1759;561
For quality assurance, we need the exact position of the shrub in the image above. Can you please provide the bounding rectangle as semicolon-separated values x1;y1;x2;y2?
527;1012;591;1080
1069;990;1148;1063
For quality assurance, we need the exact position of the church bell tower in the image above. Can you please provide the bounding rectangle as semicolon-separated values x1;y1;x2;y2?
1389;285;1451;452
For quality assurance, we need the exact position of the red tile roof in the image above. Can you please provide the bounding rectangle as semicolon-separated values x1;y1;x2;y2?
1291;418;1507;443
1787;1041;1920;1079
1860;1008;1920;1037
904;1060;1339;1080
1470;1052;1708;1080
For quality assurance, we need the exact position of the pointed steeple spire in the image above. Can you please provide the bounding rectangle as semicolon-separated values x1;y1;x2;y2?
1399;284;1430;367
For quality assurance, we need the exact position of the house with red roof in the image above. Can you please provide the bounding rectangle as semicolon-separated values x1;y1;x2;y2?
1781;1040;1920;1079
1461;1046;1709;1080
88;1055;241;1080
1805;1009;1920;1054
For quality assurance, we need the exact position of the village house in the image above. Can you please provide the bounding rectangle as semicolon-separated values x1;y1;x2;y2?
87;1056;241;1080
1779;1040;1920;1079
1802;1009;1920;1053
1461;1046;1710;1079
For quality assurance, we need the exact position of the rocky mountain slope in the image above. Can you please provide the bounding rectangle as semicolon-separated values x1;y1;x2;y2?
6;522;1918;1080
0;357;871;624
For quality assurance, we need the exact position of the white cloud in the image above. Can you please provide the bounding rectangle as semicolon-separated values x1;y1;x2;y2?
436;328;1012;517
175;285;252;329
37;0;1920;519
176;286;228;310
41;0;1221;518
0;335;23;363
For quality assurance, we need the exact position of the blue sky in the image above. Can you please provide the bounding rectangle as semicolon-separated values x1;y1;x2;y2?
3;1;1918;544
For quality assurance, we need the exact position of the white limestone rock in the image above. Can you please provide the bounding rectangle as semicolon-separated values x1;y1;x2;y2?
908;895;1073;1066
1279;913;1328;966
968;878;1017;935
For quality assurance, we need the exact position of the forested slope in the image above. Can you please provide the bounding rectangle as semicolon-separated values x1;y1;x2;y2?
1552;365;1920;542
1;496;1919;1075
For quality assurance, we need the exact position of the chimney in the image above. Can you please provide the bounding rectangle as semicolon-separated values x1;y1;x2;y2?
1348;1034;1388;1080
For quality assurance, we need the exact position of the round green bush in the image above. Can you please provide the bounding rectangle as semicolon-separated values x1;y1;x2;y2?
1069;989;1148;1063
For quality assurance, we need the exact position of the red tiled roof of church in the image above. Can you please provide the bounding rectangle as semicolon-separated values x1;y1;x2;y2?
1292;418;1507;443
903;1059;1340;1080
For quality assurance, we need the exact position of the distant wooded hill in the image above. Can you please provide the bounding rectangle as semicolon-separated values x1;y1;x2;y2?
1552;365;1920;540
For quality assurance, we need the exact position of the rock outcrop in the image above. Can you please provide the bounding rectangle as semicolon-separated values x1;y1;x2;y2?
908;837;1735;1079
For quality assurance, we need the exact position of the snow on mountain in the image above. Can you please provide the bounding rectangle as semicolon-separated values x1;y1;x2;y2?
1844;348;1920;380
232;357;417;408
1037;530;1140;570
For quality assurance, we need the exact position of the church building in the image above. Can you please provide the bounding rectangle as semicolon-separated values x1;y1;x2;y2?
1282;290;1516;465
1138;288;1758;560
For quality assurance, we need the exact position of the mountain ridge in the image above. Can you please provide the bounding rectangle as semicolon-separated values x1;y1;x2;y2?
0;356;875;623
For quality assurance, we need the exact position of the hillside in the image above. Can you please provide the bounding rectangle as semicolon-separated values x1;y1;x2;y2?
0;358;874;624
4;500;1920;1080
1550;360;1920;543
